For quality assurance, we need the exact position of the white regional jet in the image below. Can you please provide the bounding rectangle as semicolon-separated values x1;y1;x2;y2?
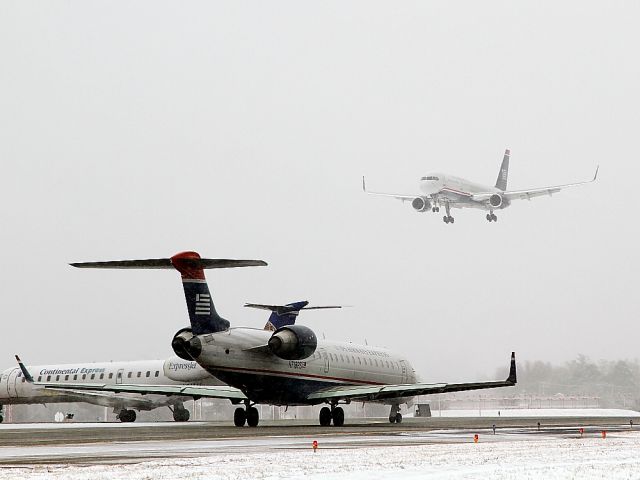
363;149;598;223
4;301;319;423
18;251;517;427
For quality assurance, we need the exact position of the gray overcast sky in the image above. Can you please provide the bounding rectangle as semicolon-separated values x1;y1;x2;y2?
1;1;638;381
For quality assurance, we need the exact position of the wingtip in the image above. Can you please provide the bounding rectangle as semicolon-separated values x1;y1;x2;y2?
362;176;366;191
594;165;599;181
508;352;517;384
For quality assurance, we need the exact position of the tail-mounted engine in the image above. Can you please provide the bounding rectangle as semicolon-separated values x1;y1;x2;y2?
411;197;431;212
489;193;503;208
268;325;317;360
171;327;201;361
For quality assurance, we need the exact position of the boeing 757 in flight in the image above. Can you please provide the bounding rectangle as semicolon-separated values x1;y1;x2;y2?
19;251;517;427
363;149;598;223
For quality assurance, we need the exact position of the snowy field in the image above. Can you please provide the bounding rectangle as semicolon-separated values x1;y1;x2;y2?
2;429;640;480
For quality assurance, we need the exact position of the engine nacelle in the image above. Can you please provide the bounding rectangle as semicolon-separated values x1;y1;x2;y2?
489;193;503;208
268;325;317;360
411;197;431;212
171;327;200;361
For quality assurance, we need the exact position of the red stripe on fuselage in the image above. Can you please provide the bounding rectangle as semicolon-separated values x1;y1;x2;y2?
211;365;386;386
441;187;473;197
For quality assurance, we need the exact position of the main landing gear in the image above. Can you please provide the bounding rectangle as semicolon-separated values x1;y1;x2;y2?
234;401;259;427
388;404;402;424
118;409;137;423
486;212;498;222
443;202;454;224
319;404;345;427
172;404;190;422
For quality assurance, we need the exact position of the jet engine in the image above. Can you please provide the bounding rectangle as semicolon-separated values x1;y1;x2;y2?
171;327;201;361
268;325;317;360
489;193;503;208
411;197;431;212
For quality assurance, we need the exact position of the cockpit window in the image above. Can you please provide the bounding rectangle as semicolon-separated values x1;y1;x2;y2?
421;176;439;181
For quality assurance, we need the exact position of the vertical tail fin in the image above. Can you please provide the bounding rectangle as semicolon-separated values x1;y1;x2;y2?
244;301;342;331
495;149;510;191
170;252;230;335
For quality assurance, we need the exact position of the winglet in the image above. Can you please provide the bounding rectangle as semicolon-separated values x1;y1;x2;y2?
15;355;34;383
506;352;517;384
593;165;599;182
362;176;367;192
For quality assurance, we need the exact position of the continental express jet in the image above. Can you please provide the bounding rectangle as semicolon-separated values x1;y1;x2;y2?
19;252;517;427
363;149;598;224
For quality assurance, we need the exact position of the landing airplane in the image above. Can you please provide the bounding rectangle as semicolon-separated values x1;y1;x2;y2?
363;149;598;223
19;251;517;427
3;300;318;423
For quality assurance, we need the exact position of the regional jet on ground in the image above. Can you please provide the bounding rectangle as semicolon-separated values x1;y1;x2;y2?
19;252;517;427
4;302;318;423
363;149;598;223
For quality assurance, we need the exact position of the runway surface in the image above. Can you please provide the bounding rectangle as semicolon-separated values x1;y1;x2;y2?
0;416;638;465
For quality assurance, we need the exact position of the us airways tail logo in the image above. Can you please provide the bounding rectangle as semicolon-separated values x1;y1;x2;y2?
195;293;211;315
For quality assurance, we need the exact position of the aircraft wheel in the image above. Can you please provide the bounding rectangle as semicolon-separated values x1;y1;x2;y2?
486;214;492;222
319;407;332;426
234;407;247;427
443;216;449;224
492;214;497;222
127;410;137;422
395;413;402;424
173;408;190;422
247;407;259;427
388;415;396;424
449;216;455;224
0;415;3;423
332;407;344;427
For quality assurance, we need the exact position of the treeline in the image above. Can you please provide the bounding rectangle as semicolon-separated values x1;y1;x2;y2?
507;355;640;409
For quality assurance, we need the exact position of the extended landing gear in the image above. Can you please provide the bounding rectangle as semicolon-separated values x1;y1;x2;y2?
319;405;345;427
118;409;137;423
388;404;402;424
443;202;454;224
0;405;3;423
431;206;440;213
172;404;190;422
234;401;259;427
486;212;497;222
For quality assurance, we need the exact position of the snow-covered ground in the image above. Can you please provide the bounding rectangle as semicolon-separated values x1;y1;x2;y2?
2;430;640;479
427;408;640;417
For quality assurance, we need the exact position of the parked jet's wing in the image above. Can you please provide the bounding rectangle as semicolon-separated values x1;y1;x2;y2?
307;352;517;402
362;177;416;201
472;167;599;202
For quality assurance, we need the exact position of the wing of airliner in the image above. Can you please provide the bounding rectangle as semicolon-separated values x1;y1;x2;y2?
17;353;514;405
308;352;516;402
472;167;599;203
361;177;416;201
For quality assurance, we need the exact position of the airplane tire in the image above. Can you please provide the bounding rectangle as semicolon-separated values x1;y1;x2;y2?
246;407;259;427
395;413;402;424
450;217;455;224
319;407;332;426
389;416;396;424
119;409;136;422
443;216;449;224
234;407;247;427
0;415;3;423
173;408;190;422
332;407;344;427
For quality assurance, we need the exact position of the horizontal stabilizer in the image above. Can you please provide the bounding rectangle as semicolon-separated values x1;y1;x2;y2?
71;258;267;269
245;303;342;314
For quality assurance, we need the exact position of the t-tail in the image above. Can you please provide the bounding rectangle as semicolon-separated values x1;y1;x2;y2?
70;251;267;335
245;301;342;331
495;149;510;191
